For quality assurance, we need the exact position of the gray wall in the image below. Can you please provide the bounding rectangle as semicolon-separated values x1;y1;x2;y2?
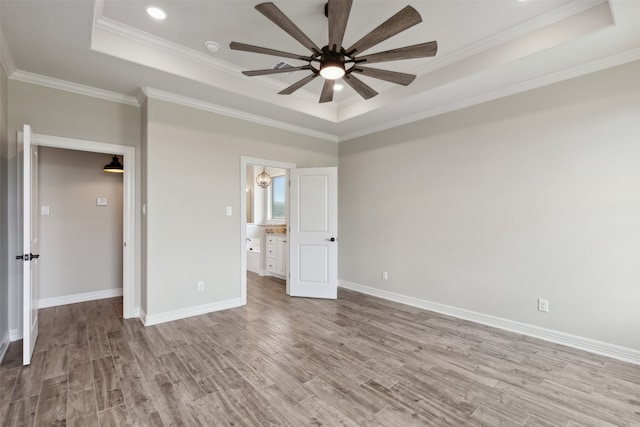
38;146;123;300
339;61;640;351
0;65;8;349
144;98;338;316
7;80;140;334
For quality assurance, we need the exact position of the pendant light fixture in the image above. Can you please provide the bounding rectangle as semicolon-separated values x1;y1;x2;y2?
103;155;124;173
256;167;272;188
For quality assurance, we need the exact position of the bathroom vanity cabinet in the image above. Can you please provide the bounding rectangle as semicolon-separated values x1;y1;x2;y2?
265;234;287;278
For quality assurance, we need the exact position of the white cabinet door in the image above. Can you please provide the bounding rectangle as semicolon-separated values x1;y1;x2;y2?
289;167;338;299
276;237;286;277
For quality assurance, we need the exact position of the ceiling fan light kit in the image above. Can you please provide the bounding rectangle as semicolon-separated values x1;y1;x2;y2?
230;0;438;103
319;49;345;80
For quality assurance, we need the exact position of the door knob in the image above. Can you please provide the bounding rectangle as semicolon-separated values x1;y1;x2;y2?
326;237;336;242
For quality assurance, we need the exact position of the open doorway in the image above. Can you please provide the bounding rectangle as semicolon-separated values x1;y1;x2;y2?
245;165;287;276
30;132;136;318
240;157;296;305
37;147;123;308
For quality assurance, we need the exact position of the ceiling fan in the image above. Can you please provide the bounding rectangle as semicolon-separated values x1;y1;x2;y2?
230;0;438;103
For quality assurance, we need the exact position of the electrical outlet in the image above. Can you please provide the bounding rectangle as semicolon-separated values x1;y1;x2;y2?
538;298;549;312
197;281;204;292
382;271;388;280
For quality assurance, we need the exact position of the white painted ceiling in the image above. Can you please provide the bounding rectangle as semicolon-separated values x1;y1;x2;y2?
0;0;638;142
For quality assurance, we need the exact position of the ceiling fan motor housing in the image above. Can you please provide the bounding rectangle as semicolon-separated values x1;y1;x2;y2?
319;46;346;79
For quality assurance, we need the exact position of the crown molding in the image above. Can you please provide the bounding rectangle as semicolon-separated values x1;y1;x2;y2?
141;87;339;143
341;49;640;142
9;70;140;106
412;0;607;76
5;68;338;142
92;15;319;104
94;16;241;75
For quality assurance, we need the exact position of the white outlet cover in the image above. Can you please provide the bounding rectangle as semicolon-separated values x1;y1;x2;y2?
538;298;549;312
226;206;232;216
96;197;108;206
41;206;50;216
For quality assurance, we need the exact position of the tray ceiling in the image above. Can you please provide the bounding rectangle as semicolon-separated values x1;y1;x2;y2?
1;0;638;141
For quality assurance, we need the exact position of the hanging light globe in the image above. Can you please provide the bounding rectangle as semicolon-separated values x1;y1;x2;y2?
256;168;272;188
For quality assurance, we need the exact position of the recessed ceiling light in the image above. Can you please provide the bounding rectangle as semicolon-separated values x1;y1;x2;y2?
334;83;344;91
146;6;167;20
205;41;220;54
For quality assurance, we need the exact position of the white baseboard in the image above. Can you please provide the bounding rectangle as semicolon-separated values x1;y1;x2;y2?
339;280;640;366
142;297;244;326
37;288;123;309
10;329;21;341
0;331;9;365
139;308;147;325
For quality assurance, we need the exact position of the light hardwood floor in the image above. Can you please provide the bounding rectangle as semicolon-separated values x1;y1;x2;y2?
1;272;639;426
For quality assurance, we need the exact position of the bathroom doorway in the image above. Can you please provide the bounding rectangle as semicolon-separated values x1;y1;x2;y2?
240;157;295;304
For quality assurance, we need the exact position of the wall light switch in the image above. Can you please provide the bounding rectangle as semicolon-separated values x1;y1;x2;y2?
41;206;50;216
96;197;108;206
226;206;232;216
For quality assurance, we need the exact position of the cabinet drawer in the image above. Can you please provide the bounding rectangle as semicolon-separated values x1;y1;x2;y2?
266;257;277;272
266;245;276;256
266;236;277;244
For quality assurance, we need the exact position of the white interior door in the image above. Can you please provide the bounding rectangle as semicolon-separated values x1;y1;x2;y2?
19;124;39;365
289;167;338;299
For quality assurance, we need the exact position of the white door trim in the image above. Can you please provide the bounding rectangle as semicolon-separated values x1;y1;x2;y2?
240;156;296;305
31;133;137;318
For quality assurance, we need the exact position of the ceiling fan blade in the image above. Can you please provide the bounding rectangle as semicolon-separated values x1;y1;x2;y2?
328;0;352;51
346;6;422;56
242;66;310;76
351;66;416;86
230;42;310;61
319;79;335;103
279;73;319;95
256;2;321;54
357;41;438;64
343;74;378;100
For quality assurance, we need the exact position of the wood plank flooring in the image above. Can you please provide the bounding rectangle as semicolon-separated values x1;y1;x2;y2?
1;272;639;426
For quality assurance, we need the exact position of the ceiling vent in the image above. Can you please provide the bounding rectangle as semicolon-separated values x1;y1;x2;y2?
272;61;297;76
